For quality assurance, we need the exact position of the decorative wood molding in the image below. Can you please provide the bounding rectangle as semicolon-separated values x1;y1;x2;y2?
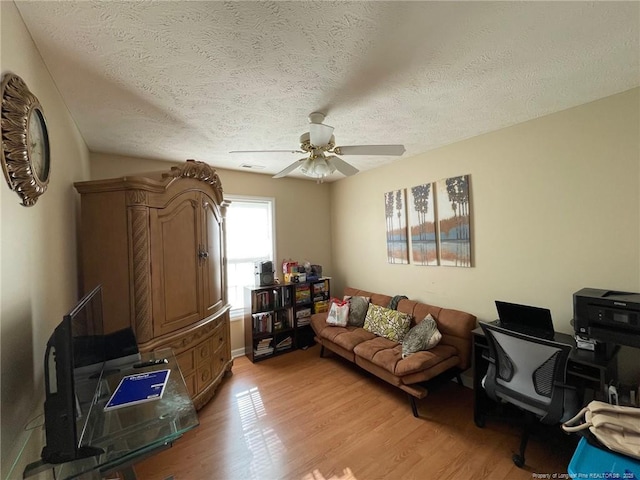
126;189;148;206
163;159;223;204
164;318;221;353
128;206;153;343
138;312;227;353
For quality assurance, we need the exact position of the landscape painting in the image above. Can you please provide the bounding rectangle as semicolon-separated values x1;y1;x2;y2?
436;175;472;267
384;189;409;264
409;183;438;265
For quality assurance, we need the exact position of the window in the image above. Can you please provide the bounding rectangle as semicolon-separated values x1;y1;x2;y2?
226;196;275;319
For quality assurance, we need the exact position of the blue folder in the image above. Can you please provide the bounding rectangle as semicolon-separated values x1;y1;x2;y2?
104;369;170;411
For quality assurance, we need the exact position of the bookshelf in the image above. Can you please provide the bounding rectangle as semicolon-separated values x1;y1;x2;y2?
244;278;330;361
244;285;294;362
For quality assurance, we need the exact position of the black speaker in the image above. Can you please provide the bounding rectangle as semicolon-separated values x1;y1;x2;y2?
256;272;274;287
255;261;273;274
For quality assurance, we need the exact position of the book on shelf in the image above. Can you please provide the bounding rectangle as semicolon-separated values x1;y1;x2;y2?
314;300;330;313
254;338;274;357
272;288;282;309
295;285;311;304
281;288;292;307
275;336;292;351
274;310;291;331
252;312;272;334
297;317;311;326
312;280;328;294
296;307;311;319
252;290;272;312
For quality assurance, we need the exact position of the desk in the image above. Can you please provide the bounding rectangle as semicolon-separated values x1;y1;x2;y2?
22;348;198;480
473;326;618;427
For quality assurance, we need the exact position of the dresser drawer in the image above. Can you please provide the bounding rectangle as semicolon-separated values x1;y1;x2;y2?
176;349;196;376
211;322;225;352
197;362;213;392
212;344;227;379
196;336;213;367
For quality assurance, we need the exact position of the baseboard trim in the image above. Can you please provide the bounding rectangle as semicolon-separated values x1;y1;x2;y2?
232;347;247;359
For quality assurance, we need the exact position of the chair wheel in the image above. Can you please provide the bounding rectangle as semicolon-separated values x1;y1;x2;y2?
474;415;485;428
512;454;525;468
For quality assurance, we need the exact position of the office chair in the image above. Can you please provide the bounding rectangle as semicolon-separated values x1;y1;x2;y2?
478;321;579;468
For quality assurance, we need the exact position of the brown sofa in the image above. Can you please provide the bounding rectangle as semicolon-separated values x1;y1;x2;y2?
310;287;477;417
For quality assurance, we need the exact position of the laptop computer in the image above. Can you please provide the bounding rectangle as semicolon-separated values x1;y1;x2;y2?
494;300;555;340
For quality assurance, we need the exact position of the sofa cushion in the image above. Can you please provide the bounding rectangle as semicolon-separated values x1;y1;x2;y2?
354;337;457;377
343;295;370;327
395;344;458;376
353;336;400;374
402;314;442;358
320;326;376;352
363;304;412;342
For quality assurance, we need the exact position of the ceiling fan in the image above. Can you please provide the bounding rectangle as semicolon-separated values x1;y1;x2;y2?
230;112;405;181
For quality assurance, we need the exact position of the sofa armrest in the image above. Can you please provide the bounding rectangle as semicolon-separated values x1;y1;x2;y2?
436;308;477;370
310;312;329;338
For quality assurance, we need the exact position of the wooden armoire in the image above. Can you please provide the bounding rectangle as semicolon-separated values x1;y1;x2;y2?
74;160;232;410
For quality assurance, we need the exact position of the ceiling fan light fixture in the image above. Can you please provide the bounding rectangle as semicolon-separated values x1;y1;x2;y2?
314;158;332;176
300;156;335;179
300;158;315;175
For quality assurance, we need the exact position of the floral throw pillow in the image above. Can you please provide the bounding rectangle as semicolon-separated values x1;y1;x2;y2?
363;304;412;342
401;314;442;358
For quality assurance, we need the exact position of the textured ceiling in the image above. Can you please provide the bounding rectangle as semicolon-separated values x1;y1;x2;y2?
14;1;640;181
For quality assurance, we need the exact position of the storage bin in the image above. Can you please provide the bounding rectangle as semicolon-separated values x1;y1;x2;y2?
568;437;640;478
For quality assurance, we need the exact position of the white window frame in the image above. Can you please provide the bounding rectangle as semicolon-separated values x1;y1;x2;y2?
225;195;276;321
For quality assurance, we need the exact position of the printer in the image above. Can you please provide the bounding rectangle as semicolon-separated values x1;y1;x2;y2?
573;288;640;348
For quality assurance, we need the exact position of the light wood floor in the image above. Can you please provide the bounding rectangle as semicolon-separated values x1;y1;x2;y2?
135;345;577;480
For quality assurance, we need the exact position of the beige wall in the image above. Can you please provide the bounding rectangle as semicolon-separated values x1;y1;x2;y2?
90;153;333;354
1;2;91;475
330;88;640;380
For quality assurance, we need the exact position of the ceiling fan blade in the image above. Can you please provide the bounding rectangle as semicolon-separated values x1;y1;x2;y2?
327;155;359;177
333;145;406;156
230;150;305;154
272;158;307;178
309;123;334;147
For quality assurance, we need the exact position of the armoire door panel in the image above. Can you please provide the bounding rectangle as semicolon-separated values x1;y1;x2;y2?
150;192;202;336
201;194;225;317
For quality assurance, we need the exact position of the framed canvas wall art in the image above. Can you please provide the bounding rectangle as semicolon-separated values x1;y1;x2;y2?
409;183;438;265
384;189;409;264
436;175;472;267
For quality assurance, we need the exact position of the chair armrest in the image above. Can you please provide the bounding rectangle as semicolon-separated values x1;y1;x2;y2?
482;353;494;363
554;381;577;391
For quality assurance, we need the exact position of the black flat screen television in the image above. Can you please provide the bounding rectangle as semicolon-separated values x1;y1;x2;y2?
41;285;138;464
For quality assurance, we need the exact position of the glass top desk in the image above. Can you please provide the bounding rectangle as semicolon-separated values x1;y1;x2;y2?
21;348;198;480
